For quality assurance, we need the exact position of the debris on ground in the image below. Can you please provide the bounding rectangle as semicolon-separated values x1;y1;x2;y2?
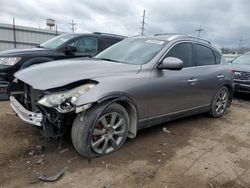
36;159;45;165
38;167;68;182
162;127;171;133
29;145;45;156
59;148;70;154
6;112;16;115
67;157;79;164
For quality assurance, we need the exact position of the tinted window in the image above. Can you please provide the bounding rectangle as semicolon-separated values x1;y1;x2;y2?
196;44;216;66
70;37;97;53
213;51;221;64
165;43;195;67
100;38;121;51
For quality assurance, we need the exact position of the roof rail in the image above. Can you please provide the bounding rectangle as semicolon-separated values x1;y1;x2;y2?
92;32;126;38
167;35;211;45
187;36;211;45
154;33;186;36
153;33;211;45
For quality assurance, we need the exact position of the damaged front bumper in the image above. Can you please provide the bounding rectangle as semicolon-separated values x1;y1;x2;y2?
10;96;43;126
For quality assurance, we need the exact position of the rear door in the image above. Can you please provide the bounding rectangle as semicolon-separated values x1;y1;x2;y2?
193;43;224;105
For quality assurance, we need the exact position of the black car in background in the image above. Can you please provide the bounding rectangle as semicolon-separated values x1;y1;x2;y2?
232;52;250;93
0;32;125;99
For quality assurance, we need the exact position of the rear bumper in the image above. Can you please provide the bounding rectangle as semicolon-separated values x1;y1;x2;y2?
10;96;43;126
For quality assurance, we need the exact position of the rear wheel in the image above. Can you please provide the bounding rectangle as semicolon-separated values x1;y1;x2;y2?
209;86;229;118
71;103;129;158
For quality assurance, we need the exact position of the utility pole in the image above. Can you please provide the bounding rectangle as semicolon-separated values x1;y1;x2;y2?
238;38;244;54
69;20;76;34
13;17;17;48
195;25;204;39
140;10;146;35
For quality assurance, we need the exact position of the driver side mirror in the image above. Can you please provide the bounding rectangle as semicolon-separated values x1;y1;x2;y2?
64;45;77;54
158;57;183;70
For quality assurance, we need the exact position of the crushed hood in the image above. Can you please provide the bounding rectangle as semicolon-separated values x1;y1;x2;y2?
15;58;141;90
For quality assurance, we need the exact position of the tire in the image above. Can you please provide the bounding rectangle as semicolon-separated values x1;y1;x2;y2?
209;86;230;118
71;102;129;158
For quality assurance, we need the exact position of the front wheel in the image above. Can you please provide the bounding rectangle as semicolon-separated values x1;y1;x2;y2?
209;86;230;118
71;103;129;158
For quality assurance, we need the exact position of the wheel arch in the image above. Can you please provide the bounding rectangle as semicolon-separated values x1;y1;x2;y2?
96;93;139;139
224;83;233;107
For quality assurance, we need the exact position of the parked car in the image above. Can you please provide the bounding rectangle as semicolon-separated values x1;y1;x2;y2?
223;53;239;63
9;34;233;158
231;52;250;93
0;32;125;99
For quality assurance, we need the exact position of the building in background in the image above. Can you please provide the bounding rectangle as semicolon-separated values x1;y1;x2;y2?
0;22;63;51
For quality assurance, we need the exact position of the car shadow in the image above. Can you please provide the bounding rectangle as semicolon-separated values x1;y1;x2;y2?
234;92;250;101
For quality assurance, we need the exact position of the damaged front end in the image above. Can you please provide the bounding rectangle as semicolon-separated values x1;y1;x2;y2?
8;80;96;137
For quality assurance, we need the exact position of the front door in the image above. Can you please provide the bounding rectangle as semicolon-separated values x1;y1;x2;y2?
147;42;201;118
69;37;98;57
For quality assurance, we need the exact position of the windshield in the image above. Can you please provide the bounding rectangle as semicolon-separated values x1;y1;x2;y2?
233;53;250;65
95;38;166;65
40;34;76;49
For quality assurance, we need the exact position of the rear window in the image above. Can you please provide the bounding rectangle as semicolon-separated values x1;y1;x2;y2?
196;44;216;66
100;38;121;51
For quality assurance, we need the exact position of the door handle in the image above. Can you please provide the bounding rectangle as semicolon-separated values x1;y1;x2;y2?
217;75;225;79
188;78;198;85
188;78;198;82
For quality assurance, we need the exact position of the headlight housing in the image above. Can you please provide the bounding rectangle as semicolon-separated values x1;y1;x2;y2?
37;83;96;112
0;57;21;66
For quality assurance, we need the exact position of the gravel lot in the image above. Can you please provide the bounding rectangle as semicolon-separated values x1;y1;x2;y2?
0;94;249;188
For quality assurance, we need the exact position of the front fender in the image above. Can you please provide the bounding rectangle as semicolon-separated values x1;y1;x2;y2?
77;91;138;110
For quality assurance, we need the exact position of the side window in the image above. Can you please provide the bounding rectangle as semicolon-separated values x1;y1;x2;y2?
70;37;97;53
100;38;120;51
165;42;195;67
213;51;221;64
196;44;216;66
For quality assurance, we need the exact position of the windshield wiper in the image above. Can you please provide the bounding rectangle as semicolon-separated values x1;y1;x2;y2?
95;58;121;63
37;45;44;48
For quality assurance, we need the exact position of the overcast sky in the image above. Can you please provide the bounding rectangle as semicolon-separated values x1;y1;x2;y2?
0;0;249;48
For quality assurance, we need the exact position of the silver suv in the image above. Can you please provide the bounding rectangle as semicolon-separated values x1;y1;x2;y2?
9;34;233;158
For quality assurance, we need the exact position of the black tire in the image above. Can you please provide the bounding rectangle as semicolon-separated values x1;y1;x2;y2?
209;86;230;118
71;102;129;158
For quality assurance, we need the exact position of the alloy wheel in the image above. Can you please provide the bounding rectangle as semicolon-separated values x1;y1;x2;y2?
215;88;229;115
91;112;127;154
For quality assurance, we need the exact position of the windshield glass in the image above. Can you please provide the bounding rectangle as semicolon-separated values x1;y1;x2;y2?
40;34;76;49
233;53;250;65
95;38;166;65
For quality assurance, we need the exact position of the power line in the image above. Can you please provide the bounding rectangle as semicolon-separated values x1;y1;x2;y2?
69;20;77;34
195;25;204;38
140;10;146;35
